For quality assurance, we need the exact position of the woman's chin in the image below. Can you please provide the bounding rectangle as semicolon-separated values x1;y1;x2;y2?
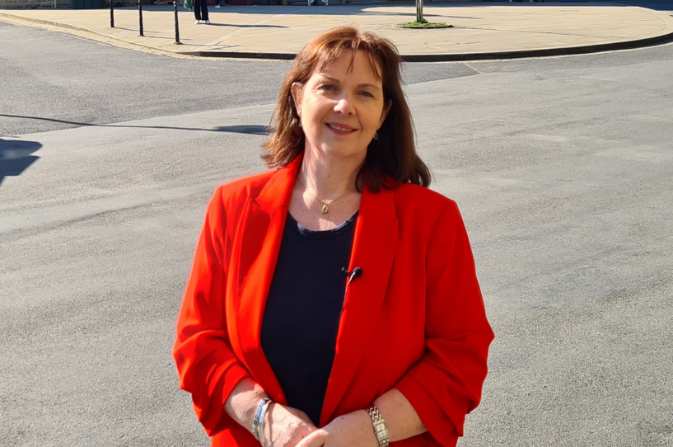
313;142;367;160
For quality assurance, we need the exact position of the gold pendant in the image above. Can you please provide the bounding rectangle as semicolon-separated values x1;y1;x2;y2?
320;201;329;214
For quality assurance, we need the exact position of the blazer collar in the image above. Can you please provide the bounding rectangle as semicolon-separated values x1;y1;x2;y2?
232;154;399;423
253;154;303;215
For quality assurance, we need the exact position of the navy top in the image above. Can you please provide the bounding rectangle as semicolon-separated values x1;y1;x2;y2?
261;212;358;426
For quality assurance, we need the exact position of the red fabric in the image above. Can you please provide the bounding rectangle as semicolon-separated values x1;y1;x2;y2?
173;156;494;446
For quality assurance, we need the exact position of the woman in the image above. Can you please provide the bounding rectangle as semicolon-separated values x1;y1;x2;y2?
173;27;494;447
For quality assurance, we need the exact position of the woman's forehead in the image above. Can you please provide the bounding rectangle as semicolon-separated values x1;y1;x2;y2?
313;50;382;81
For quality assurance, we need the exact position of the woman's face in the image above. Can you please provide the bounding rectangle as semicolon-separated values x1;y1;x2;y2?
292;50;389;162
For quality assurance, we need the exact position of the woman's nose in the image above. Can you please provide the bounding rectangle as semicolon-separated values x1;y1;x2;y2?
333;95;354;115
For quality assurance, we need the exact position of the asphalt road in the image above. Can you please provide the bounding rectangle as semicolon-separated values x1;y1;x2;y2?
1;20;673;447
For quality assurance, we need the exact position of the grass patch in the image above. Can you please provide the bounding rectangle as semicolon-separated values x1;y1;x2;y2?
400;20;453;29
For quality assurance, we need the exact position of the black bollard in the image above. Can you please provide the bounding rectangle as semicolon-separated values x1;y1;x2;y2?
174;0;181;44
138;0;144;36
110;0;114;28
416;0;423;23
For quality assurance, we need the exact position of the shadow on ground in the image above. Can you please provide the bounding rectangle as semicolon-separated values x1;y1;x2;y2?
0;114;269;134
214;124;269;135
0;138;42;187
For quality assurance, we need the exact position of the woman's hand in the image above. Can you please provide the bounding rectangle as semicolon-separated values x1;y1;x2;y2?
295;410;378;447
260;403;317;447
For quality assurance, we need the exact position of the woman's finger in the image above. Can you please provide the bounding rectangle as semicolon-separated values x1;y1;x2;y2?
295;428;329;447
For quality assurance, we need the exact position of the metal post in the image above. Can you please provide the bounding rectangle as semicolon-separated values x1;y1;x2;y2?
416;0;423;22
174;0;181;44
110;0;115;28
138;0;144;36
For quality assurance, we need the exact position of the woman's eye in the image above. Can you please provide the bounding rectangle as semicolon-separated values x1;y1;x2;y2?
319;84;337;91
359;91;375;98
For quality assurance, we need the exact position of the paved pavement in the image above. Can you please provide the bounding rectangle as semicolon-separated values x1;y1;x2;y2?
1;2;673;60
3;13;673;446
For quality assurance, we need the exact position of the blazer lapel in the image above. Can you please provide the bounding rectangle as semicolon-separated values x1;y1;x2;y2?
231;157;399;417
320;186;399;425
231;156;302;405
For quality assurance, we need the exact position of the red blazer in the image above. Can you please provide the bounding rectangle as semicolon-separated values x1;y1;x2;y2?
173;155;494;446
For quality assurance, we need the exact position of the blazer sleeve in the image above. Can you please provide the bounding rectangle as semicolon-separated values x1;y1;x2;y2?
173;188;251;436
395;200;494;446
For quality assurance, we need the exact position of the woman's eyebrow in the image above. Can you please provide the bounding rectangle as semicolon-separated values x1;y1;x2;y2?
318;75;381;90
358;83;381;90
316;75;340;84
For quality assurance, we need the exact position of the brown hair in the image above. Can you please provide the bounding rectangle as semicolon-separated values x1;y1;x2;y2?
263;26;431;191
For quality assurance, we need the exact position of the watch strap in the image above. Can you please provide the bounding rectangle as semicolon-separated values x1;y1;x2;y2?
367;406;390;447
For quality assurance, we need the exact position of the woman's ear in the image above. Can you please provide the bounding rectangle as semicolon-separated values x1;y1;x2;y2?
291;82;304;117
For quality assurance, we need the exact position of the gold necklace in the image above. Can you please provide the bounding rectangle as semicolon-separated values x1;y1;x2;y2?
297;175;354;215
316;190;352;215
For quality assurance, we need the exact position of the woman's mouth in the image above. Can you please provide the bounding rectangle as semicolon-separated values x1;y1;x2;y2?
326;122;358;135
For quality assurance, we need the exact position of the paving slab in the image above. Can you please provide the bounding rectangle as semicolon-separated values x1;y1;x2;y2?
1;3;673;60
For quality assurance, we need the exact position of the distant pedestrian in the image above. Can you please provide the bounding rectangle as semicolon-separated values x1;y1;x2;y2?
193;0;209;24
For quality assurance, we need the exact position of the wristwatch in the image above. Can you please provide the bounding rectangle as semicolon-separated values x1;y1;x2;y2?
367;406;390;447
